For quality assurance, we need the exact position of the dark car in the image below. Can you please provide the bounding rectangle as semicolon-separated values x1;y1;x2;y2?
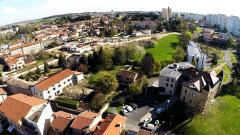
129;103;138;110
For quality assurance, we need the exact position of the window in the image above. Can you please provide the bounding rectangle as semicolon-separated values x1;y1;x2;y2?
68;79;71;82
53;87;56;90
183;97;185;102
166;83;168;87
185;90;187;93
170;84;173;87
190;100;192;104
167;78;169;81
64;82;66;84
170;91;172;94
58;84;61;87
48;91;50;94
171;79;174;82
192;93;194;96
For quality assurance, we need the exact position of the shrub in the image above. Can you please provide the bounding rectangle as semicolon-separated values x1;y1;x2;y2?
55;97;79;110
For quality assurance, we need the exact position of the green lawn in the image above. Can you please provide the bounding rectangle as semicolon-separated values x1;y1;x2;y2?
145;34;180;62
181;95;240;135
215;64;232;84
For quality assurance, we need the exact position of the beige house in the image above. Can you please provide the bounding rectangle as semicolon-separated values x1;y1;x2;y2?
179;68;223;111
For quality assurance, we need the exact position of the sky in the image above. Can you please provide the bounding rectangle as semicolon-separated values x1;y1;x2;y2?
0;0;240;26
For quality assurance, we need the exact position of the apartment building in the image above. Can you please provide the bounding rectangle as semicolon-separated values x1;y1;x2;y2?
159;62;194;95
0;94;53;135
31;69;84;100
162;7;172;20
9;41;44;55
187;41;207;70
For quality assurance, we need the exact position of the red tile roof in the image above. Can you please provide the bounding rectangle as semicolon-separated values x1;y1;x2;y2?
0;94;46;123
35;69;74;91
93;114;127;135
70;111;98;132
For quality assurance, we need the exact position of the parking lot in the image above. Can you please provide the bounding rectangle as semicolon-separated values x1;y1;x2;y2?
125;96;178;132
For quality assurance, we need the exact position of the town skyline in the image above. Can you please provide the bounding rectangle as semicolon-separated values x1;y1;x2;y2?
1;0;240;26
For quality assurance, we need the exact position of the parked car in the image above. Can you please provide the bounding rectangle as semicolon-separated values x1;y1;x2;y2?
156;107;164;114
143;123;155;131
123;105;133;112
143;117;152;123
129;103;138;109
122;109;128;116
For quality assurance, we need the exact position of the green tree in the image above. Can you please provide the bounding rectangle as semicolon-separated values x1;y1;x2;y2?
44;61;49;73
154;61;161;72
212;53;218;65
36;66;41;75
128;82;142;96
96;73;119;94
157;22;163;32
113;47;126;65
58;53;67;69
99;47;113;69
90;92;106;111
185;31;193;41
141;52;155;76
173;46;185;62
226;37;234;48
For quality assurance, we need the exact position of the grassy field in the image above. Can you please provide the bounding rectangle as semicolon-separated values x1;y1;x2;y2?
215;64;232;84
145;34;180;62
181;95;240;135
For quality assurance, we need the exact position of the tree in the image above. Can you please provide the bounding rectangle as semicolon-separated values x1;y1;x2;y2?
154;61;161;72
99;47;113;69
58;53;67;69
142;52;155;76
36;66;41;75
113;47;126;65
90;92;106;111
173;46;185;62
226;37;234;48
128;82;142;96
157;22;163;32
212;53;218;65
185;31;193;41
44;61;49;73
223;27;228;33
96;73;119;94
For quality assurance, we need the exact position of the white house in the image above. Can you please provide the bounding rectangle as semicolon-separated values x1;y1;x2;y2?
0;94;53;135
31;69;84;100
5;56;25;71
187;41;207;70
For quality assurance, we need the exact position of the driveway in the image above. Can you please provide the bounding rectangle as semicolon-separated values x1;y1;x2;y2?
125;106;152;132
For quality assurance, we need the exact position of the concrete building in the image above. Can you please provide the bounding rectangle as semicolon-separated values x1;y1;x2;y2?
9;41;44;56
162;7;172;20
0;94;53;135
31;69;84;100
179;68;223;111
159;62;194;95
4;56;25;71
187;41;207;70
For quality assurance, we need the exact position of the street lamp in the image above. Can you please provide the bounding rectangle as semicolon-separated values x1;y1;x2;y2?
167;99;170;111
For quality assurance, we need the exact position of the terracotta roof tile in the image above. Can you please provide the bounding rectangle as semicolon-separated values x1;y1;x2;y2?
51;116;72;132
93;114;127;135
35;69;74;91
0;94;46;123
70;111;98;131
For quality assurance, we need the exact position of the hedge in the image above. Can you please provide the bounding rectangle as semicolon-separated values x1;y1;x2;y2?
55;97;79;110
